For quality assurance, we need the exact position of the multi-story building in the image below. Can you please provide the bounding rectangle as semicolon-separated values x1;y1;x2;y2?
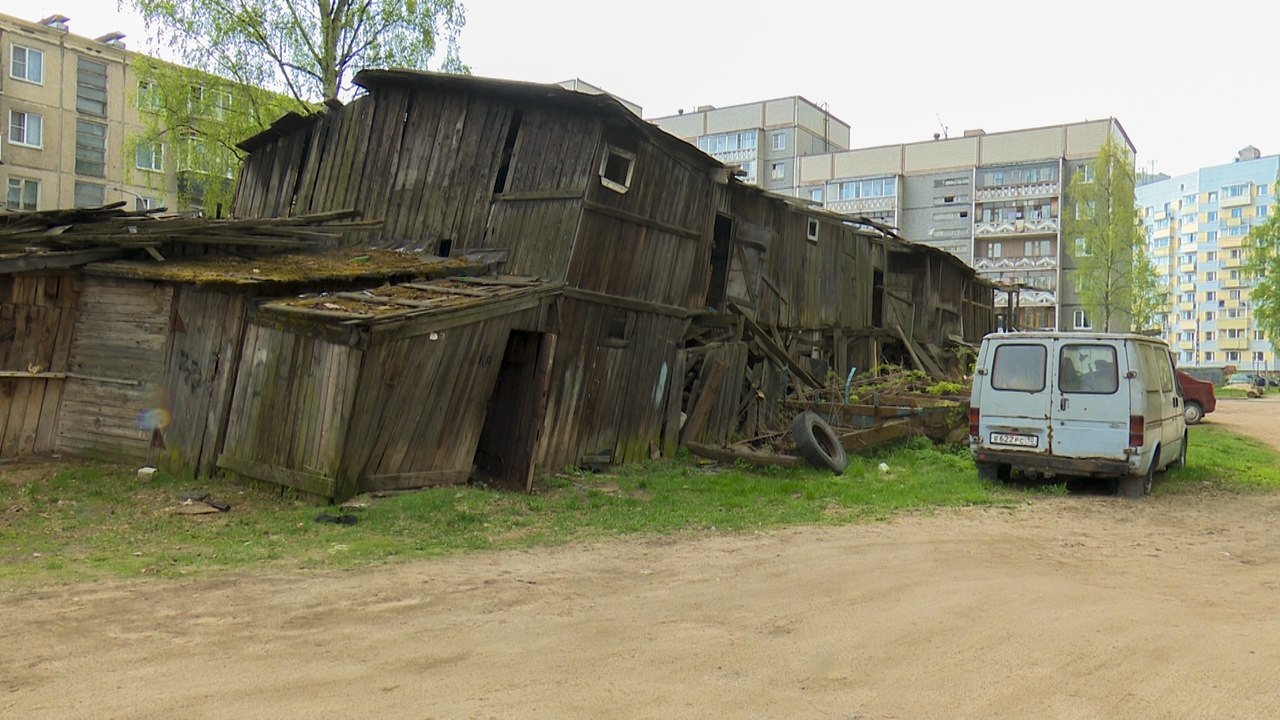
650;97;851;192
1;12;175;211
1;11;276;213
654;102;1131;331
1136;147;1277;373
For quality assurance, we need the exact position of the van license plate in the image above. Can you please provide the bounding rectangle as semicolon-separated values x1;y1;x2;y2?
990;432;1039;448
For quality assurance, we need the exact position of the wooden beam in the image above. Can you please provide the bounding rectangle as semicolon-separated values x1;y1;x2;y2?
0;248;122;273
494;190;583;202
217;454;337;498
361;469;469;492
729;302;822;389
582;200;702;240
563;287;688;318
686;441;803;469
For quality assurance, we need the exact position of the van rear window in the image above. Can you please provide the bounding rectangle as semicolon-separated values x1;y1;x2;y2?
992;344;1046;392
1060;344;1118;394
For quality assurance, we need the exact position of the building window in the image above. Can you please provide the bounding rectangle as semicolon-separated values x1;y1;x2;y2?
1206;253;1217;263
1204;351;1215;362
833;176;896;200
10;45;43;84
1182;351;1193;362
772;132;786;151
134;195;163;211
1255;352;1266;363
73;181;105;208
135;141;164;172
1231;207;1243;219
1205;211;1218;222
75;120;108;177
137;80;162;111
697;131;757;154
1259;205;1269;218
76;58;109;116
1077;164;1095;183
806;218;819;243
1255;330;1266;341
1204;331;1215;341
809;187;823;203
1205;230;1217;243
1025;239;1051;257
1259;184;1269;196
5;177;39;210
1230;249;1241;260
8;110;43;148
770;162;785;180
1223;183;1250;199
1230;289;1241;300
1073;310;1092;330
988;241;1002;258
1206;291;1216;301
1205;311;1215;321
1207;191;1218;203
598;145;634;194
1226;351;1240;363
213;89;233;120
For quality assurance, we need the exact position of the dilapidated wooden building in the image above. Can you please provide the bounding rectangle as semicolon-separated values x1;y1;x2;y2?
226;69;994;498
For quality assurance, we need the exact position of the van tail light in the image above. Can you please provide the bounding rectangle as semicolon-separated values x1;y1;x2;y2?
969;407;980;438
1128;415;1145;448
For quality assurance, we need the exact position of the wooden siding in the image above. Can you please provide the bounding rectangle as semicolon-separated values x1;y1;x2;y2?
537;297;685;470
0;273;80;457
55;277;171;463
341;310;540;496
219;324;361;498
158;288;249;478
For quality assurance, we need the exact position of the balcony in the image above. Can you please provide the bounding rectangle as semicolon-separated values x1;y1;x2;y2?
974;217;1059;236
974;181;1060;202
993;288;1056;308
709;148;757;165
973;256;1058;273
825;196;895;215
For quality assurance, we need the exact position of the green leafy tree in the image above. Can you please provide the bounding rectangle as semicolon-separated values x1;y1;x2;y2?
125;0;467;211
1245;188;1280;346
1129;237;1171;333
1064;135;1156;332
129;0;468;104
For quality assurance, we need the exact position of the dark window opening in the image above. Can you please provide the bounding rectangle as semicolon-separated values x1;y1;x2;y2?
707;214;734;308
492;109;523;194
871;269;885;327
600;146;635;193
806;218;820;242
601;309;635;347
438;238;453;257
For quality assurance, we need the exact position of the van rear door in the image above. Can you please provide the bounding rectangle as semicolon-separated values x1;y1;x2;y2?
979;340;1053;453
1052;339;1129;461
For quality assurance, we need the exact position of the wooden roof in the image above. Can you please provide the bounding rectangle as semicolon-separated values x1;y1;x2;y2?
256;275;561;347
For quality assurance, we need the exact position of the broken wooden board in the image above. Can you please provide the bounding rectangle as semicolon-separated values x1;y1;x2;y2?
839;418;913;452
686;441;803;469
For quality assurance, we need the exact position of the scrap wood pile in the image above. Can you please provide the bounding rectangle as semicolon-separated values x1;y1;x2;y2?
683;351;973;474
0;202;381;273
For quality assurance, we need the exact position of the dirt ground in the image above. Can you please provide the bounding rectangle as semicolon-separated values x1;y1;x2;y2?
4;399;1280;719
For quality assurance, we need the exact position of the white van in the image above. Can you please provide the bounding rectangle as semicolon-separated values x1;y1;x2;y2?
969;332;1187;497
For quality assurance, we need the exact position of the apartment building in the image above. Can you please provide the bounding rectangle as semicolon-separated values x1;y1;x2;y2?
650;97;851;192
653;101;1131;331
1;11;271;213
1136;147;1277;372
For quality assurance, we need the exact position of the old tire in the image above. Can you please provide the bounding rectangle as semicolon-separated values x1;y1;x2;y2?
791;411;848;474
1183;401;1203;425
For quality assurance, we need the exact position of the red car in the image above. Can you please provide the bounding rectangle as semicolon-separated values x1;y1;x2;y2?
1176;371;1216;425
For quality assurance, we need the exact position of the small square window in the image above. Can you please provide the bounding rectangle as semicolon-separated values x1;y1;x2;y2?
599;145;635;194
1073;310;1092;330
770;162;784;180
601;308;635;348
6;178;39;211
772;133;786;151
10;45;44;84
8;110;43;148
806;218;820;243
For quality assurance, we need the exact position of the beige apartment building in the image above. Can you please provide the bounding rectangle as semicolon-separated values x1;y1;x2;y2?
654;102;1133;331
1;11;211;212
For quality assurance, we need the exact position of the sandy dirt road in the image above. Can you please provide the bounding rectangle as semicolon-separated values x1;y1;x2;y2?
4;403;1280;719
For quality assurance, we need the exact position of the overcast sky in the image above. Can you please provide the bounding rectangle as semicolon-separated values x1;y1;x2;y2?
31;0;1280;177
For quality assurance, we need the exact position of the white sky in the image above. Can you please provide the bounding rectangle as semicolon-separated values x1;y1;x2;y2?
29;0;1280;177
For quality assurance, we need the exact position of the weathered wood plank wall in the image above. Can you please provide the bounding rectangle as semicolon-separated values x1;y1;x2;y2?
157;287;249;478
55;277;171;463
218;323;361;498
0;273;80;457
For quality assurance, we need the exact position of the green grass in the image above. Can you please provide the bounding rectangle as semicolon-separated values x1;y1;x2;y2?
1157;423;1280;494
0;439;1002;583
3;426;1278;584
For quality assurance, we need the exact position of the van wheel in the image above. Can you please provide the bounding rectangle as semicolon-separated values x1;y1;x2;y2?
1170;433;1188;469
1118;454;1157;498
1183;402;1203;425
